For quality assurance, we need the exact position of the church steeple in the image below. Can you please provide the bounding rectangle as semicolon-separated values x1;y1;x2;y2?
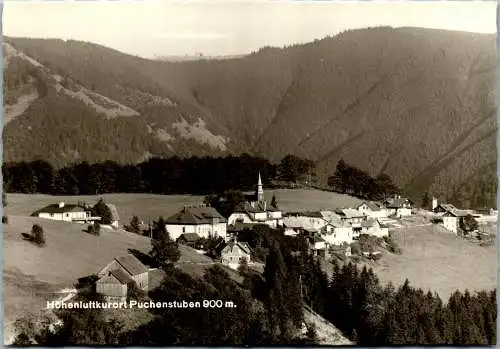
257;172;264;203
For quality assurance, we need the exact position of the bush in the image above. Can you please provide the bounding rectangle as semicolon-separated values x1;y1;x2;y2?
2;215;8;224
350;242;361;255
31;224;45;246
94;222;101;236
87;225;94;234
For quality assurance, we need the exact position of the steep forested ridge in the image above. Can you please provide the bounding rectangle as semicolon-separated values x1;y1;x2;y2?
3;27;496;207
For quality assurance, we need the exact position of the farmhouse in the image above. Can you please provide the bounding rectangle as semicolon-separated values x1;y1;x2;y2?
322;220;354;245
356;201;388;218
442;210;472;235
228;173;283;228
335;209;367;225
165;205;227;241
31;202;94;223
216;240;252;269
96;254;149;302
383;196;414;218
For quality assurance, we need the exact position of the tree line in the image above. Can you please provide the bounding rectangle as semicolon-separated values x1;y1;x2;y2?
328;159;400;201
3;154;315;196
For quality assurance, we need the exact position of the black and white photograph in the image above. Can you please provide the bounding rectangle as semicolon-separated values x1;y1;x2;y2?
2;0;497;346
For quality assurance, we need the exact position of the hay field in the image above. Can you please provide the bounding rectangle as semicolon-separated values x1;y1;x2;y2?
372;225;497;299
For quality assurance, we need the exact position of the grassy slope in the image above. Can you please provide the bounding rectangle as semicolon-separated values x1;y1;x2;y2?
374;225;496;299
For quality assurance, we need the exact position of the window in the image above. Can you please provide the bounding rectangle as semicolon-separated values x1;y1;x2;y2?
65;213;70;217
182;227;185;233
50;213;54;217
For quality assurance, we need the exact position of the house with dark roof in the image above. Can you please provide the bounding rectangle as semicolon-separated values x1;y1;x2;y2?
383;196;414;218
165;205;227;240
177;233;201;247
96;254;149;302
31;202;93;222
442;209;472;235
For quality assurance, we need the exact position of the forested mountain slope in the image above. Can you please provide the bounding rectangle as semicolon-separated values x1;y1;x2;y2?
3;27;496;207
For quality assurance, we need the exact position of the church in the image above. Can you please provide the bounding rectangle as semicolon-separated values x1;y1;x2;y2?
228;173;283;228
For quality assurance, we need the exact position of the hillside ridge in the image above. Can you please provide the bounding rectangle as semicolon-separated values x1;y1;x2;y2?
3;27;496;207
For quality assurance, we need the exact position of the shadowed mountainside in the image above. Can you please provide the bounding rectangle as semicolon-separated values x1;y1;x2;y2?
3;27;497;207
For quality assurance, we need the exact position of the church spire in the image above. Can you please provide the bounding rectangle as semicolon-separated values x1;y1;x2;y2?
257;172;264;203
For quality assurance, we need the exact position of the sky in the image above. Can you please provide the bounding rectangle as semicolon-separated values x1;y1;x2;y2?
3;1;498;58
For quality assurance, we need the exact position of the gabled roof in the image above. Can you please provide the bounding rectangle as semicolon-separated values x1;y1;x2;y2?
97;268;133;285
233;201;279;214
285;211;324;218
434;204;457;213
385;197;414;208
109;269;133;284
220;241;252;255
115;254;148;276
31;203;86;216
178;233;200;242
166;206;227;225
282;216;322;232
336;209;366;219
443;209;470;218
358;201;383;211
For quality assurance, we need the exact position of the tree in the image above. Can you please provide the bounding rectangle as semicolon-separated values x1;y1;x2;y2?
421;192;431;210
238;257;249;276
127;281;146;302
150;224;180;267
31;224;45;246
271;194;278;209
278;154;314;183
459;215;479;235
127;216;141;234
12;333;32;345
91;199;112;225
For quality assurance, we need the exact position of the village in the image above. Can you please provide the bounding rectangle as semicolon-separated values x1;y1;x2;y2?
27;172;497;303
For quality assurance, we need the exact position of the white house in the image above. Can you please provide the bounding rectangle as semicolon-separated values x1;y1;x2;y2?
228;173;283;228
31;202;91;222
216;240;252;270
322;221;354;245
442;210;470;235
356;201;388;218
165;205;227;240
383;196;414;218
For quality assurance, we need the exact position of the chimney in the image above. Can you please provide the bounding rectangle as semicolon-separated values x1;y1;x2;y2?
432;197;438;210
59;202;65;208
